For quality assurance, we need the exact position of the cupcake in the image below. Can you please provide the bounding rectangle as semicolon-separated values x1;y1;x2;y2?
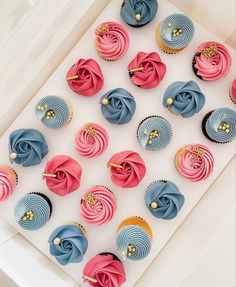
192;41;232;81
35;96;73;128
137;116;172;151
128;51;166;89
202;108;236;143
116;217;152;261
156;14;194;54
43;155;82;196
95;22;129;61
145;180;185;220
0;165;18;202
83;253;126;287
9;128;48;167
14;193;52;230
100;88;136;125
75;123;109;158
66;58;104;96
175;144;214;182
229;79;236;104
120;0;158;28
48;223;88;265
107;150;146;188
163;81;205;118
80;186;116;225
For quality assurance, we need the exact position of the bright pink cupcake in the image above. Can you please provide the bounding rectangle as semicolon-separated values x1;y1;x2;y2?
0;166;17;202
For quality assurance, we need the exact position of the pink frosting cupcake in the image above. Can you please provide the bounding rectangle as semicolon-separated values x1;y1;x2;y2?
128;51;166;89
80;186;116;225
95;21;130;61
66;58;104;96
43;155;82;196
192;41;232;81
230;79;236;104
0;165;17;202
175;144;214;182
83;253;126;287
75;123;109;158
107;150;146;188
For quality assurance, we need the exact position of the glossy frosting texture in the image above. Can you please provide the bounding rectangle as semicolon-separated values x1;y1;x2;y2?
75;123;109;158
67;58;104;96
0;167;15;201
83;254;126;287
120;0;158;27
80;186;116;225
160;14;194;49
95;22;129;61
100;88;136;124
193;42;232;81
108;150;146;188
43;155;82;196
137;116;172;150
128;51;166;89
9;129;48;167
145;180;185;219
163;81;205;118
175;144;214;182
48;224;88;265
231;79;236;103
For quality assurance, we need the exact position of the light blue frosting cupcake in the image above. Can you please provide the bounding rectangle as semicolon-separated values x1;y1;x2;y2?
120;0;158;28
160;14;194;49
204;108;236;143
145;180;185;220
14;193;52;230
35;96;72;129
9;129;48;167
163;81;205;118
137;116;172;150
100;88;136;125
48;224;88;265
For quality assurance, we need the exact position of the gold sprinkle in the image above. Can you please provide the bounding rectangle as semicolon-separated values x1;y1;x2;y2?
85;192;98;206
201;44;217;58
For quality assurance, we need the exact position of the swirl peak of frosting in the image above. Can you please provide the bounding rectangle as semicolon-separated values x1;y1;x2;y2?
0;166;17;202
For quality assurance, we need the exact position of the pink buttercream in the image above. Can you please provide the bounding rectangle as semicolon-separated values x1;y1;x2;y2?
66;58;104;96
128;51;166;89
83;254;126;287
75;123;109;158
176;144;214;182
80;186;116;225
194;41;232;81
0;167;15;202
108;150;146;188
95;21;130;61
230;79;236;103
43;155;82;196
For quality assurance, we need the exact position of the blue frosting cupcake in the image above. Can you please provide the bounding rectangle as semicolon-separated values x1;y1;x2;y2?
120;0;158;28
14;193;52;230
9;128;48;167
100;88;136;125
163;81;205;118
35;96;73;129
202;108;236;143
48;224;88;265
137;116;172;151
145;180;185;220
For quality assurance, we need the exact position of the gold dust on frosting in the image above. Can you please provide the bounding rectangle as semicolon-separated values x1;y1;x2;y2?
97;24;109;33
192;146;204;155
201;44;217;58
85;192;98;206
218;123;230;133
84;125;97;137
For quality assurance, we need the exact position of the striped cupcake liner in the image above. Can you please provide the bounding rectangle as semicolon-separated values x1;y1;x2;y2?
229;87;236;104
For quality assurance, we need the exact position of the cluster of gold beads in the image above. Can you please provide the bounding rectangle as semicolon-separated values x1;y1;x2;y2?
37;104;48;111
127;244;136;257
144;129;159;144
22;210;34;221
172;28;182;37
201;44;217;58
85;192;98;206
46;109;55;120
218;123;230;133
135;13;141;21
192;146;204;155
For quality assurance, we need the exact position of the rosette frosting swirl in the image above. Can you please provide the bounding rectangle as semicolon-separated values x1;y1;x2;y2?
43;155;82;196
193;42;232;81
175;144;214;182
48;224;88;265
95;22;130;61
145;180;185;219
128;51;166;89
120;0;158;27
80;186;117;225
9;128;48;167
100;88;136;124
66;58;104;96
107;150;146;188
0;167;15;201
75;123;109;158
163;81;205;118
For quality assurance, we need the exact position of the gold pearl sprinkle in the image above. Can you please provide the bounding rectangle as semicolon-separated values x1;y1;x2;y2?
53;237;61;245
102;98;109;105
166;98;173;106
168;22;172;27
10;152;17;159
135;13;141;21
151;201;158;209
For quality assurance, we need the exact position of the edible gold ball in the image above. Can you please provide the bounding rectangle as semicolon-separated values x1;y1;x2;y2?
226;124;230;129
10;152;17;160
225;129;230;133
53;237;61;245
102;98;109;105
166;98;173;106
168;22;172;27
151;201;158;209
121;251;126;256
135;13;141;21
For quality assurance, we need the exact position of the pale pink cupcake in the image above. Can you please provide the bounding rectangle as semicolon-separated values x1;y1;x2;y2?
75;123;109;158
0;165;18;202
80;186;116;225
230;79;236;104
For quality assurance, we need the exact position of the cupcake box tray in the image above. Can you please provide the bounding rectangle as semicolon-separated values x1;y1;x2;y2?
0;0;235;286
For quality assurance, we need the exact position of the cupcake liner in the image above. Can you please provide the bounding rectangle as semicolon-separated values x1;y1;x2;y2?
229;87;236;104
29;192;53;218
0;165;18;186
192;52;204;81
64;98;73;125
146;180;167;192
98;252;122;262
67;221;87;236
128;69;141;88
174;145;188;172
